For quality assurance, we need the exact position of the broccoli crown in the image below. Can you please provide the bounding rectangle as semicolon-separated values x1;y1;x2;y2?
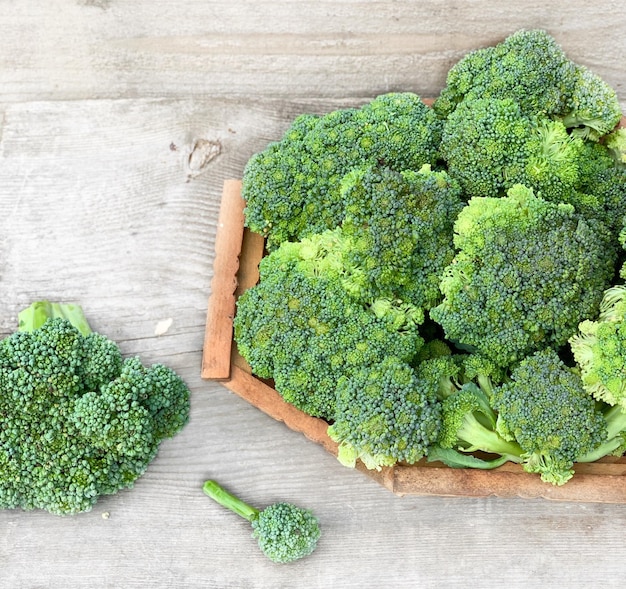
327;357;442;470
252;502;321;564
560;65;623;140
0;317;190;515
434;29;577;119
242;92;442;250
439;97;592;206
491;348;607;485
569;285;626;408
339;164;465;311
430;184;616;368
234;251;422;420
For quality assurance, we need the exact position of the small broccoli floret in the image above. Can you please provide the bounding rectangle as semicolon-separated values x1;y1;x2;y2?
605;127;626;166
327;357;442;470
559;64;623;140
569;285;626;409
434;29;577;119
234;246;422;419
430;184;616;368
491;348;607;485
433;382;523;469
242;93;442;250
0;302;190;515
202;480;320;564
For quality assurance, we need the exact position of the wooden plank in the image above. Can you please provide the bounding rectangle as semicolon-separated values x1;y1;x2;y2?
201;179;245;380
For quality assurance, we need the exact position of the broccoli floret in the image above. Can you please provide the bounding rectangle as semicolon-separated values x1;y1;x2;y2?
242;93;442;250
327;357;442;470
202;480;320;564
491;348;607;485
0;302;190;515
559;64;623;140
234;247;422;419
434;29;578;119
339;164;465;312
430;184;616;368
433;382;524;469
569;285;626;409
439;97;592;207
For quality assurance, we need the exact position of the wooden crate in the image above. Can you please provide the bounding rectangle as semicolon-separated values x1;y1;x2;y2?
202;179;626;503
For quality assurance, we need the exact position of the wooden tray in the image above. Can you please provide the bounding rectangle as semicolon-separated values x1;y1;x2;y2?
202;179;626;503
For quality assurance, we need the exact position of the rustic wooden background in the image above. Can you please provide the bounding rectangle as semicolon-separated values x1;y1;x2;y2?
2;1;626;587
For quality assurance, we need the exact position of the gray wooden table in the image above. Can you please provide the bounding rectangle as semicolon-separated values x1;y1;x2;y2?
2;2;626;587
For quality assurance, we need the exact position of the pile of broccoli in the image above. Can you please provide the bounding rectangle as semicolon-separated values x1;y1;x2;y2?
235;29;626;485
0;301;190;514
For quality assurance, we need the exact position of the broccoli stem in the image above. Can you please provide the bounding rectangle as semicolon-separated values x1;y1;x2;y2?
457;413;524;460
577;405;626;463
18;301;93;336
202;480;260;522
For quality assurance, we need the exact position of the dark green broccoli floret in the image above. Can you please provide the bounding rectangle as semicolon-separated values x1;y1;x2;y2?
339;164;464;312
234;246;422;419
242;93;442;250
569;285;626;409
327;357;442;470
439;97;592;207
434;29;578;120
202;480;320;564
0;302;190;515
491;348;607;485
430;184;616;368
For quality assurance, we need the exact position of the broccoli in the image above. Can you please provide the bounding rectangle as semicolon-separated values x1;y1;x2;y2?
439;97;594;207
569;285;626;409
234;244;422;419
327;357;442;470
0;301;190;515
202;480;320;564
491;348;608;485
433;29;578;120
242;93;442;250
430;184;616;368
559;64;623;140
339;163;464;312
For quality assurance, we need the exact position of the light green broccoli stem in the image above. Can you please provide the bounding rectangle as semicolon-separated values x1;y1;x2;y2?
577;405;626;462
18;301;92;336
457;412;524;460
202;480;260;522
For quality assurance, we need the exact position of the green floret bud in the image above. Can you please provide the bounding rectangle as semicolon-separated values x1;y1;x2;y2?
327;357;442;470
491;348;608;485
203;480;320;564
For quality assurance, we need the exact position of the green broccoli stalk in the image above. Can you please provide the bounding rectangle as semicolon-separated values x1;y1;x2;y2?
202;480;320;564
0;301;190;515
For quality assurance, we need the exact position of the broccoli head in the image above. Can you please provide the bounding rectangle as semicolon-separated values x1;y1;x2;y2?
203;480;320;564
242;93;442;250
327;357;442;470
491;348;607;485
434;29;578;119
0;302;190;515
233;244;422;420
339;164;465;312
430;184;616;368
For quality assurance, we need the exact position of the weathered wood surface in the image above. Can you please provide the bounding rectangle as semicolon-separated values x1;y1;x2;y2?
2;2;626;588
